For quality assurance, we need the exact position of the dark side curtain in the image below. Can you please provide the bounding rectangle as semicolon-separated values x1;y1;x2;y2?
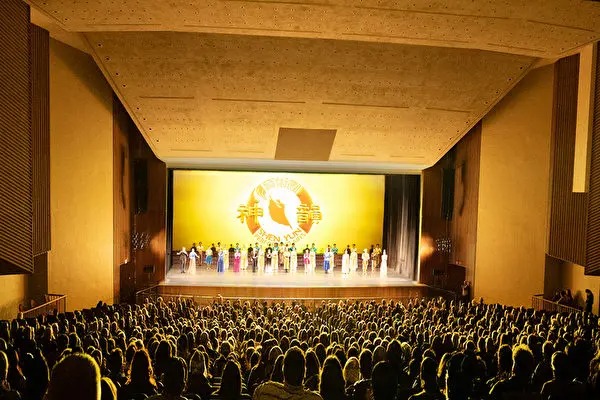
382;175;421;279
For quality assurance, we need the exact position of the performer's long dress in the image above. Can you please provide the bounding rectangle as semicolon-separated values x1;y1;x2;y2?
309;251;316;273
380;254;388;277
217;251;225;273
272;251;278;273
258;250;264;273
241;250;248;270
233;252;241;272
188;251;197;275
265;251;272;273
303;253;310;273
362;254;369;273
205;250;213;267
342;253;350;274
283;251;290;272
223;251;229;270
290;248;297;272
350;250;358;272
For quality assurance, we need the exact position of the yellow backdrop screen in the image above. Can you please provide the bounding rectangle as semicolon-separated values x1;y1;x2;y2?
172;170;385;252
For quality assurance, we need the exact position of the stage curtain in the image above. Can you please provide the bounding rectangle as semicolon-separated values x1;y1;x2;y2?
383;175;421;279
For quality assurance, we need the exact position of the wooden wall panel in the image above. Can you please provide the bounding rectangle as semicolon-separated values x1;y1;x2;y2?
0;0;33;274
548;55;588;266
31;24;51;256
450;123;481;280
420;123;481;286
113;98;132;301
129;119;167;289
586;49;600;276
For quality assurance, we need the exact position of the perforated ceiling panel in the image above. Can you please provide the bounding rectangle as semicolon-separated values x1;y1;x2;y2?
85;31;534;167
27;0;600;58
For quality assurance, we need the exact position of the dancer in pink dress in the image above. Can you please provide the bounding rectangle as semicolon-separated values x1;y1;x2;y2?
233;249;241;272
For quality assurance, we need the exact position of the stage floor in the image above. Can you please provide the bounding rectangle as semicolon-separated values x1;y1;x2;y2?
164;265;417;288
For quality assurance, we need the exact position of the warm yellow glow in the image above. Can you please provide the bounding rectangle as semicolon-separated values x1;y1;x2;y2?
173;171;384;252
420;235;435;260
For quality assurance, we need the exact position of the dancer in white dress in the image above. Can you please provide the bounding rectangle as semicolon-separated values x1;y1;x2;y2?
361;249;370;274
240;244;248;270
309;248;316;273
350;245;358;272
341;246;350;274
188;249;198;275
258;247;265;273
223;249;229;271
380;249;388;277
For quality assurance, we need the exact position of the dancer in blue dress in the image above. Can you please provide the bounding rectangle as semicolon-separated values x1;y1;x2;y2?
217;249;225;273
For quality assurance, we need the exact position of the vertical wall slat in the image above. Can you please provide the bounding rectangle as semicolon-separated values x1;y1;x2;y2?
0;0;33;273
586;48;600;275
548;55;588;266
31;24;51;256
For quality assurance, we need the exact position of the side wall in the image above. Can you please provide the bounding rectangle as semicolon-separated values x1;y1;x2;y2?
48;39;114;310
475;65;554;306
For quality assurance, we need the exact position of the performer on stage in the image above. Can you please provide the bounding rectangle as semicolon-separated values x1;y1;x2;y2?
309;247;316;273
331;243;338;271
217;249;225;273
205;247;213;267
272;243;279;273
223;247;230;271
323;245;332;273
210;243;217;265
228;243;235;269
265;244;273;273
361;249;370;274
303;249;310;273
372;244;382;271
198;241;204;265
279;242;285;271
258;247;265;273
188;248;198;275
380;249;388;277
177;247;188;273
249;245;257;273
311;243;317;253
350;244;358;272
342;245;351;274
241;244;248;270
233;248;241;272
283;247;290;273
289;243;297;272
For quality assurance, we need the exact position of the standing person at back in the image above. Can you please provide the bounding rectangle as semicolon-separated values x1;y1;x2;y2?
253;347;322;400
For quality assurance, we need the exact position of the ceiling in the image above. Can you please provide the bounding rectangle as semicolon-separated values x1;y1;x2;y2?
27;0;600;171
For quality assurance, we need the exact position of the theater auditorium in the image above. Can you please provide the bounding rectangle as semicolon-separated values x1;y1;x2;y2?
1;1;600;399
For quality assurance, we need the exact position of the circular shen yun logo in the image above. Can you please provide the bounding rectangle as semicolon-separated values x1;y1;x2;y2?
237;177;321;244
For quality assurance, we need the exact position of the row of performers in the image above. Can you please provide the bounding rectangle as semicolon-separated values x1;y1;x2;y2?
175;243;388;275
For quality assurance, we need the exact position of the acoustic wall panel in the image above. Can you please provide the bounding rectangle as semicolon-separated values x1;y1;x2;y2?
548;55;588;266
31;24;51;256
0;0;33;274
586;49;600;276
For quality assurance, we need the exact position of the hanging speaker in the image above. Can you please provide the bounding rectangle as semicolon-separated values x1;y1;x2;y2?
133;159;148;214
441;168;455;220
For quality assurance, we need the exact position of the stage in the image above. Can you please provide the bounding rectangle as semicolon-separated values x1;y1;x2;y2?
142;265;430;302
